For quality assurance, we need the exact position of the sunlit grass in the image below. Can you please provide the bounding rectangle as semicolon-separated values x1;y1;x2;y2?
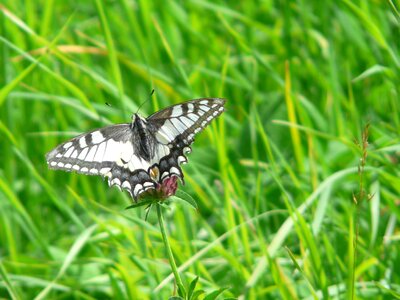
1;1;400;299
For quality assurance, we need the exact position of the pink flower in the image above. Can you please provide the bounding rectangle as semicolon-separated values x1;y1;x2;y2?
158;176;179;198
142;175;179;200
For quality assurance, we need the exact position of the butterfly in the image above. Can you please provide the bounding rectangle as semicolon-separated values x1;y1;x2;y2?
46;98;226;200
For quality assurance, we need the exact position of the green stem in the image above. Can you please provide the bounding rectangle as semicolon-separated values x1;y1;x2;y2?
156;204;185;296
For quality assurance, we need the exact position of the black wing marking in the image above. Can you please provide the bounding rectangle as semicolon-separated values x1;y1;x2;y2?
46;124;157;199
147;98;226;183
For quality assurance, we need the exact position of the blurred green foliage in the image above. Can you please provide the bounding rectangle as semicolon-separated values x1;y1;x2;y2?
0;0;399;299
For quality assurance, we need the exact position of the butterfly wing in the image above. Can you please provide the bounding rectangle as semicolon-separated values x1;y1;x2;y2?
46;124;157;199
147;98;225;182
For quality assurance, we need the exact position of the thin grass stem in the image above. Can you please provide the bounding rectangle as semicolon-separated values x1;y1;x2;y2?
156;203;185;297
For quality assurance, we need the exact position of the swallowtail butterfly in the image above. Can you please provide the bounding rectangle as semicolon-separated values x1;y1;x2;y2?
46;98;226;200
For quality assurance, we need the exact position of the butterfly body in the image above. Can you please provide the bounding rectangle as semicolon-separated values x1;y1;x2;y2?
131;114;157;161
46;98;226;200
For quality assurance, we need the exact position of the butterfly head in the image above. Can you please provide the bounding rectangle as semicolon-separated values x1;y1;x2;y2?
131;113;147;129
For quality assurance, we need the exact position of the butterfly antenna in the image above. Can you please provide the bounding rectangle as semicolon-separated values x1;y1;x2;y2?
136;89;155;114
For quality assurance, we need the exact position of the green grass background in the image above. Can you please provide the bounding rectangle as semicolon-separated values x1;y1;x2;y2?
1;0;400;299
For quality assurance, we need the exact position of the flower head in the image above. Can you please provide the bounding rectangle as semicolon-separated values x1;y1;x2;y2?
158;176;179;198
142;175;179;200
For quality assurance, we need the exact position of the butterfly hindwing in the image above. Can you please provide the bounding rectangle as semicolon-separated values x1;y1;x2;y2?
147;98;225;182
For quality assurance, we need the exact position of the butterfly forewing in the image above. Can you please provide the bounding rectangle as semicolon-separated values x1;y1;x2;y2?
46;124;157;198
46;125;132;174
149;98;225;145
46;98;226;201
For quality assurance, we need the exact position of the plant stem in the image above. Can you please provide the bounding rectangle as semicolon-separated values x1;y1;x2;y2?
156;204;185;295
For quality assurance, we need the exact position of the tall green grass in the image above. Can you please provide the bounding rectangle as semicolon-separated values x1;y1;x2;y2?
1;0;400;299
